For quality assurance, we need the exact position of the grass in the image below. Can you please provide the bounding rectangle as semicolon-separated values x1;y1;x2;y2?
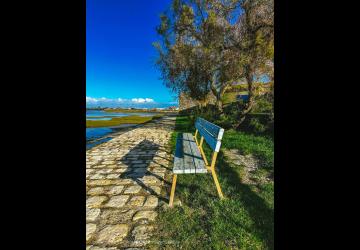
222;91;248;105
222;129;274;169
86;115;162;128
152;115;274;249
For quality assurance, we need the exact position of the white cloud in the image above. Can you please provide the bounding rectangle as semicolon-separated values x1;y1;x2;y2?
86;96;177;109
87;96;155;105
131;98;154;103
86;96;99;103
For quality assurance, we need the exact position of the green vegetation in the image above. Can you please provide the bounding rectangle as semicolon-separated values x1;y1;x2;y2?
153;115;274;249
86;115;162;128
222;129;274;169
222;91;248;105
222;83;273;106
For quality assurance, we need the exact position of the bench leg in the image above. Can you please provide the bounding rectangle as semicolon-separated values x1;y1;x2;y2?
211;169;224;199
169;174;177;207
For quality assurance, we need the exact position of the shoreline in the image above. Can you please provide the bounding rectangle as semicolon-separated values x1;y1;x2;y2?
86;121;149;150
86;114;176;150
86;124;136;150
86;115;162;128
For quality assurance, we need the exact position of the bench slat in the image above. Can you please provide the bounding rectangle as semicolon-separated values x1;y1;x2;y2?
183;133;194;173
173;135;184;173
186;133;207;173
195;122;222;152
198;118;225;141
173;133;207;174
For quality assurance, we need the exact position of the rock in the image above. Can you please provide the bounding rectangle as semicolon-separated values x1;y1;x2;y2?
133;210;157;221
126;196;145;207
106;174;119;179
131;225;154;240
86;169;95;175
86;196;107;208
87;179;133;186
95;224;129;245
105;195;129;208
102;161;116;165
86;208;101;222
145;186;161;195
124;185;142;194
88;187;105;196
112;168;128;173
143;195;158;208
96;169;113;174
139;176;159;185
86;223;97;242
107;185;124;195
90;173;106;180
100;209;136;224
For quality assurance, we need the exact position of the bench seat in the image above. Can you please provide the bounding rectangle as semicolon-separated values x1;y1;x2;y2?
173;133;207;174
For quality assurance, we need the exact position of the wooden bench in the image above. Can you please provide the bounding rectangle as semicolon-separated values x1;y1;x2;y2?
169;117;225;207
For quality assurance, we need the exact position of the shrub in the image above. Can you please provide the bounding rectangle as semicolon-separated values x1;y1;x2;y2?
249;118;267;133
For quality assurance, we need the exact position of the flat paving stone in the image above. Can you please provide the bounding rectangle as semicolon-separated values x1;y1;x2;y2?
86;223;97;242
86;196;108;208
133;210;157;221
105;195;129;208
87;208;101;222
143;195;159;208
132;225;154;240
88;187;105;196
127;196;145;207
123;185;142;194
100;209;136;224
107;186;124;195
95;224;129;245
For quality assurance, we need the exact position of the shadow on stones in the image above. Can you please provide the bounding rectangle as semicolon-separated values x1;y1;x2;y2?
119;139;170;203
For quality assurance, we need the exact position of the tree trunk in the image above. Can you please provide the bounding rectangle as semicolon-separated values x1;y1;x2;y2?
216;98;223;112
210;81;224;113
233;68;255;129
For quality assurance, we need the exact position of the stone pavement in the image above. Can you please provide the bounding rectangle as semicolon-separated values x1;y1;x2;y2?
86;116;176;249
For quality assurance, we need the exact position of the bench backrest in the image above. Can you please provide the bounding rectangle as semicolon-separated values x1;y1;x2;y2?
195;118;225;152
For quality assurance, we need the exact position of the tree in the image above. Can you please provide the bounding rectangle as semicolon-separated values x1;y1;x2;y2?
228;0;274;127
154;0;244;111
154;0;273;117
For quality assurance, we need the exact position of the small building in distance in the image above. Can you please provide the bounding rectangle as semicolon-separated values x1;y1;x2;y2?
168;106;178;111
236;94;249;102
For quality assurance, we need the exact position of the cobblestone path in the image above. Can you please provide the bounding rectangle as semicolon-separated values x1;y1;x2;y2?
86;116;176;249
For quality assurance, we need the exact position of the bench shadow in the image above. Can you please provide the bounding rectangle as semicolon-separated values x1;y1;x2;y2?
118;139;170;203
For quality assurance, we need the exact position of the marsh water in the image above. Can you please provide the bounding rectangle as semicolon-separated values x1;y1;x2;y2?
86;110;157;149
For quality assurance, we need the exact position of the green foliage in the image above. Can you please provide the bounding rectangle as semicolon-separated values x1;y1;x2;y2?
252;98;273;113
249;117;267;133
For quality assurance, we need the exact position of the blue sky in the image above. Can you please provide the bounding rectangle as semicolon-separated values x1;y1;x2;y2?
86;0;175;108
